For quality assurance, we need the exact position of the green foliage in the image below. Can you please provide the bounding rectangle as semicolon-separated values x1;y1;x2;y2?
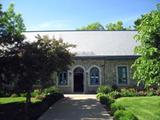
111;103;125;115
96;85;112;94
106;21;132;30
0;3;25;54
44;86;62;95
20;93;27;97
77;22;105;30
0;97;40;104
156;88;160;96
120;88;137;97
96;93;105;100
30;35;75;88
77;21;133;31
114;110;138;120
99;94;114;106
0;3;74;98
113;96;160;120
132;7;160;87
108;91;121;99
146;88;157;96
10;93;19;97
31;87;62;100
0;3;26;95
31;89;42;97
136;91;147;96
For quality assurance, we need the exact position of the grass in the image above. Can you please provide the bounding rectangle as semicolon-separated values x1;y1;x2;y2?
0;97;41;104
114;96;160;120
0;94;63;120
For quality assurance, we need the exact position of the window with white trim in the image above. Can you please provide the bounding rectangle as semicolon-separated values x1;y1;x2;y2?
117;66;128;84
90;67;100;85
58;72;68;85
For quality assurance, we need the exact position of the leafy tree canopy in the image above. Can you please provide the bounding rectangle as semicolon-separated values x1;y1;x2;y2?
0;3;25;57
106;21;132;30
0;3;26;91
77;22;105;30
0;3;75;97
16;35;75;92
77;21;132;31
132;5;160;88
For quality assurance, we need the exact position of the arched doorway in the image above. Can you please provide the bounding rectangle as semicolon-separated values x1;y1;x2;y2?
74;67;84;92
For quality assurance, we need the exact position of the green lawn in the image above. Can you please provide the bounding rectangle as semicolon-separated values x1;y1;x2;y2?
0;97;40;104
114;96;160;120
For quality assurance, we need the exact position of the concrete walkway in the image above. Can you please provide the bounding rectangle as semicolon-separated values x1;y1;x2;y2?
38;94;113;120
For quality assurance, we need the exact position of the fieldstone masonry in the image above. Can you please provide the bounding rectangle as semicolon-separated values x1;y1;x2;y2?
57;56;137;93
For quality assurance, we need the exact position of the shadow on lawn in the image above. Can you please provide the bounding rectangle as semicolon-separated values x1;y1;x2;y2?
0;93;64;120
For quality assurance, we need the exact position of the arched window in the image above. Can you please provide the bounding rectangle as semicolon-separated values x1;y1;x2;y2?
58;71;68;85
90;67;100;85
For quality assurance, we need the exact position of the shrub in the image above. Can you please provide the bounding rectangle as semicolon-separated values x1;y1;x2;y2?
111;103;125;115
156;88;160;96
99;94;114;106
146;89;156;96
96;93;105;100
0;90;11;97
35;94;45;100
137;91;147;96
10;93;19;97
97;85;112;94
120;88;137;97
44;86;62;95
108;91;121;99
31;89;42;97
146;91;155;96
114;110;138;120
20;93;27;97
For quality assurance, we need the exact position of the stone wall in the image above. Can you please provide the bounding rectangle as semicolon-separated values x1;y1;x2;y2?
57;58;137;93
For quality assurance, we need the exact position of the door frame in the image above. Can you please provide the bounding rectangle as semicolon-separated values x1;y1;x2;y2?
71;65;86;93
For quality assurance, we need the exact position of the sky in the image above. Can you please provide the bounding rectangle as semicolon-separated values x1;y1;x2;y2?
1;0;160;31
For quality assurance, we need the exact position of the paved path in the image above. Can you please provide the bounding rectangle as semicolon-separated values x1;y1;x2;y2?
38;94;113;120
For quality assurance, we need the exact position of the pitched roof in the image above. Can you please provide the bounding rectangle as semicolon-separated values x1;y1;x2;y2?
23;30;138;56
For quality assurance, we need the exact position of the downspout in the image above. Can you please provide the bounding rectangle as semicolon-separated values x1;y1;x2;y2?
103;58;106;85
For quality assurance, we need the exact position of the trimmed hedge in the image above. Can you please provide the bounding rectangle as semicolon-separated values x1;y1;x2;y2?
108;91;121;99
96;93;105;100
44;86;62;95
120;88;137;97
99;94;115;106
111;103;125;115
114;110;138;120
97;85;112;94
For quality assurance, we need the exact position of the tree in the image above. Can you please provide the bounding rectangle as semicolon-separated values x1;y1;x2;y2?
106;21;132;30
77;22;105;30
132;5;160;88
0;4;75;119
16;35;75;119
77;21;133;31
0;3;26;95
27;35;75;88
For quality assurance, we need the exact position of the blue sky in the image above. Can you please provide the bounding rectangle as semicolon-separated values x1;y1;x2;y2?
1;0;160;30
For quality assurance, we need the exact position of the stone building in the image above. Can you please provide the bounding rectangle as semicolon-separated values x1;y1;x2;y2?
24;30;139;93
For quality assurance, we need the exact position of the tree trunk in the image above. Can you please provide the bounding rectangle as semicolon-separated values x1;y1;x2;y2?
25;91;31;120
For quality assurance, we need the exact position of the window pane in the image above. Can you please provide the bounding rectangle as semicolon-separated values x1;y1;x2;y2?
90;67;99;85
118;66;127;84
58;72;68;85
